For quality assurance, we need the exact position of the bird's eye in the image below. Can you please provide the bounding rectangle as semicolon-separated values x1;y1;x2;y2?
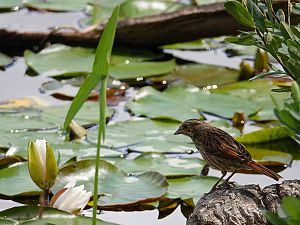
181;124;187;129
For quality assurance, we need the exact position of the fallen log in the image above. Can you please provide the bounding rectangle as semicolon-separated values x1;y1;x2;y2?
0;1;298;54
187;179;300;225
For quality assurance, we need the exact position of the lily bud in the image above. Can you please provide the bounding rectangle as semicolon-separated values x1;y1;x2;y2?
50;180;92;215
28;139;58;190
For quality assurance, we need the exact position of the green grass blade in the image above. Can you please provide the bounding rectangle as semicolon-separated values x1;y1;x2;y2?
63;6;119;130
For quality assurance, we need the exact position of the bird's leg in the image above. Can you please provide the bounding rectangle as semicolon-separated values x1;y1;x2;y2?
223;171;236;184
209;171;227;193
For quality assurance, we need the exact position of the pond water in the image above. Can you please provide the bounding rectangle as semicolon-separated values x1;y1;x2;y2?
0;6;299;225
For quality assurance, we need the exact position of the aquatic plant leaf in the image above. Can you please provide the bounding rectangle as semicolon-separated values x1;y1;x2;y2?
213;80;291;120
81;0;185;26
24;44;175;80
235;126;291;144
165;176;219;203
0;0;22;10
115;152;206;177
0;163;40;196
23;0;90;11
53;159;168;207
158;63;239;87
126;85;259;121
0;206;115;224
0;52;13;68
88;119;240;153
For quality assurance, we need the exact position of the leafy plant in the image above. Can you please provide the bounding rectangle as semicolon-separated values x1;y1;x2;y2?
63;5;119;225
225;0;300;136
225;0;299;82
265;197;300;225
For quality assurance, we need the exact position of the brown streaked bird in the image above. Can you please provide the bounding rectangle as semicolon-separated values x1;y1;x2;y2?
174;119;282;191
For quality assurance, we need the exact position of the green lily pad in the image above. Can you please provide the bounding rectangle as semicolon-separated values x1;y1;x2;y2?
23;0;90;11
194;0;224;6
236;126;291;144
213;80;291;120
53;159;168;207
158;63;239;87
0;0;22;10
0;53;13;68
24;44;176;79
126;85;259;121
161;39;223;50
0;163;40;196
119;0;185;18
80;0;185;26
88;118;240;153
166;176;219;203
247;147;292;166
0;101;113;131
0;206;115;225
115;152;206;177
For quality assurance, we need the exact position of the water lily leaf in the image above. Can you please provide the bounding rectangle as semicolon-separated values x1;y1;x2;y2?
159;63;239;87
161;38;223;50
0;206;115;225
236;126;291;144
126;85;259;121
247;147;292;166
165;176;219;203
194;0;225;6
88;118;239;153
80;0;185;26
24;44;175;79
213;80;291;120
0;52;13;68
115;152;206;177
0;130;122;168
53;159;168;208
23;0;90;11
0;101;113;132
119;0;185;18
0;0;22;10
0;163;40;196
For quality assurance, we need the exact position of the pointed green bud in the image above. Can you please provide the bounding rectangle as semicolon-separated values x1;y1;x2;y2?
254;48;269;74
28;139;58;190
239;61;254;80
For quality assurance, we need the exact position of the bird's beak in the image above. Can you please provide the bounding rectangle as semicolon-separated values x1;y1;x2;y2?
174;128;181;135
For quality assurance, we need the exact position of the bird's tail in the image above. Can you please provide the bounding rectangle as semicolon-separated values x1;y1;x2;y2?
246;161;282;181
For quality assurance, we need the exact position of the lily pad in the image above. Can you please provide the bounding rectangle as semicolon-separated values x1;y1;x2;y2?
25;44;176;79
88;118;240;153
0;206;115;225
236;126;291;144
247;147;292;166
0;52;13;68
157;63;239;87
23;0;90;11
161;39;223;50
126;85;259;121
0;163;40;196
80;0;185;26
0;101;113;132
115;152;206;177
53;159;168;207
0;0;22;10
166;176;219;203
213;80;291;120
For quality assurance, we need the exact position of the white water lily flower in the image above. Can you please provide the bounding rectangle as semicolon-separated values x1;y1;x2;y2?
27;139;57;190
50;180;92;215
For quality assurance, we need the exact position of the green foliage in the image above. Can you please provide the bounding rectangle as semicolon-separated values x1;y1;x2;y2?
225;0;300;135
225;0;300;82
265;197;300;225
